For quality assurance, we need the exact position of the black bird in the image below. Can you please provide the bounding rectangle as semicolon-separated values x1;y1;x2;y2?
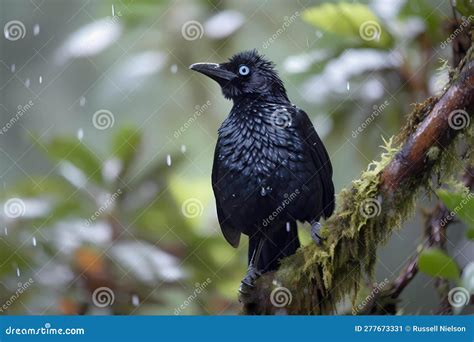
190;50;334;290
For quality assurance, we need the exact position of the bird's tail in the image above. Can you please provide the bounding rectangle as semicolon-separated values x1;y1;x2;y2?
249;222;300;273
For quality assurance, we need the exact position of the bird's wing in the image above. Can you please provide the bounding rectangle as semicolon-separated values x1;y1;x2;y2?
295;108;335;218
211;143;241;248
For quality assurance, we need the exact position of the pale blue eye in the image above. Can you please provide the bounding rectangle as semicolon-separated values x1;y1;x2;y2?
239;65;250;76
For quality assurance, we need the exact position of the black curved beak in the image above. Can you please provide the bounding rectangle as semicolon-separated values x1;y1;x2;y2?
189;63;237;83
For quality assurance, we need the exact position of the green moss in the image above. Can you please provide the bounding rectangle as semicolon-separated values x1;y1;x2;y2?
272;121;473;315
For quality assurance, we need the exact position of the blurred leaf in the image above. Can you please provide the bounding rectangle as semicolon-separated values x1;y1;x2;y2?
437;189;474;229
303;3;393;48
419;248;460;280
111;126;142;177
43;137;102;184
455;0;474;16
399;0;444;42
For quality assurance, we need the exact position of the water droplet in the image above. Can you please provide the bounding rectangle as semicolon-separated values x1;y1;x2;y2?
171;64;178;74
79;96;86;107
39;76;43;84
112;4;115;17
346;81;350;91
260;187;267;196
4;227;8;235
166;154;172;166
77;128;84;141
33;24;40;36
16;267;21;277
180;145;186;153
25;78;31;88
32;236;37;246
286;222;291;232
131;294;139;307
11;64;15;73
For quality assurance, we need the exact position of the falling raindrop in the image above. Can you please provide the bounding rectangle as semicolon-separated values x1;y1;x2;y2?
79;96;86;107
131;294;140;307
77;128;84;141
32;236;37;246
180;145;186;153
112;4;115;17
4;227;8;235
25;78;31;88
170;64;178;74
33;24;40;36
166;154;172;166
16;267;21;277
11;64;15;73
346;81;350;91
286;222;291;232
39;76;43;84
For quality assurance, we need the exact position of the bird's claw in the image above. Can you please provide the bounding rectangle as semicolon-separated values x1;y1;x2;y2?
238;265;261;302
311;222;324;245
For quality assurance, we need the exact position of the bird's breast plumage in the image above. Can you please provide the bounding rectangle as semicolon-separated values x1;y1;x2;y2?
212;101;319;234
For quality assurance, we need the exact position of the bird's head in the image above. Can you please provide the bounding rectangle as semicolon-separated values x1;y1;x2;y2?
189;50;288;101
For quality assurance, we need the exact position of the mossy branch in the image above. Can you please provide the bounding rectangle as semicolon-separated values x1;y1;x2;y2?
241;45;474;315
